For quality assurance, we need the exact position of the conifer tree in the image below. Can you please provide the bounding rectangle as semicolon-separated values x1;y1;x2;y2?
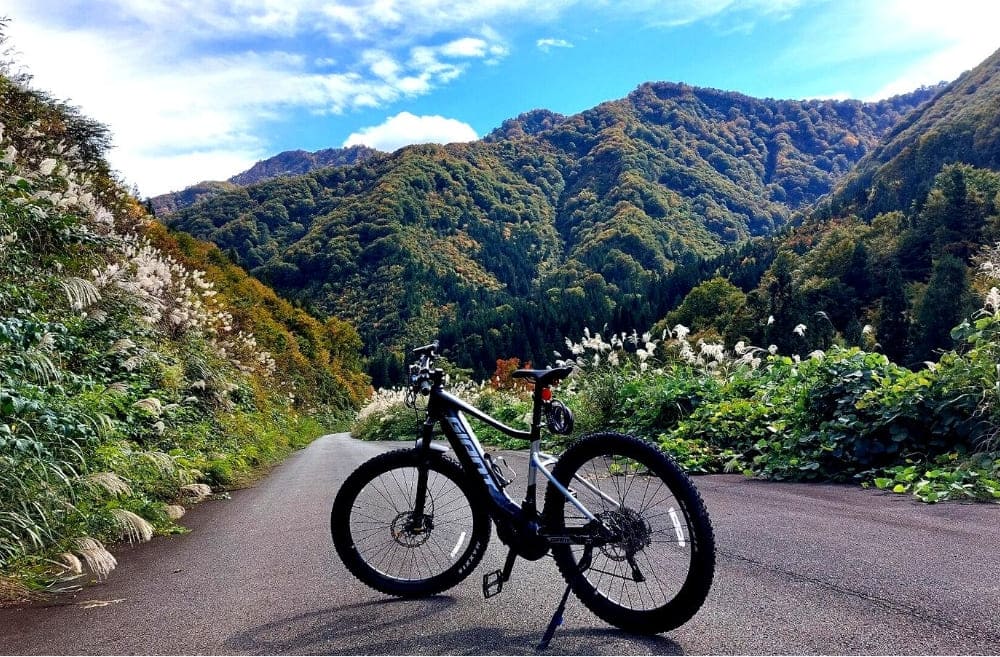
878;263;909;363
908;255;971;364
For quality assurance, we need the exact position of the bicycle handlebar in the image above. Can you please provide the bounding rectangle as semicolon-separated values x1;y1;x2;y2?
408;340;441;398
412;340;439;357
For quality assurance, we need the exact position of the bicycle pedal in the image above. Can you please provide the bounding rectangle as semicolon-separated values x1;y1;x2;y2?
482;569;504;598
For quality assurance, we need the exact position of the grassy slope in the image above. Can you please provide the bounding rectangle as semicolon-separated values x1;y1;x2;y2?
0;65;366;600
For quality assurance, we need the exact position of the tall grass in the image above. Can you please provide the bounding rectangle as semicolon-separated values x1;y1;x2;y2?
0;51;354;594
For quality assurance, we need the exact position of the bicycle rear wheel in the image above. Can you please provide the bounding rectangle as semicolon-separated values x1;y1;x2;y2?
331;448;491;597
542;432;715;634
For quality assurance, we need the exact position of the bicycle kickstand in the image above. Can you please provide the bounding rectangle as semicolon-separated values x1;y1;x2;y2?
537;548;593;651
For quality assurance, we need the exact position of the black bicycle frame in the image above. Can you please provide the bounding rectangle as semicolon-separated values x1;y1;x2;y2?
414;381;603;544
418;385;529;521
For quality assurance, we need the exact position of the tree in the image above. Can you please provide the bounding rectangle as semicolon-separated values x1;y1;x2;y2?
760;252;807;353
908;255;971;365
661;276;747;339
843;241;871;302
877;263;909;363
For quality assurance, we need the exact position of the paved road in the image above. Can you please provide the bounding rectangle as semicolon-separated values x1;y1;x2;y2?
2;434;999;655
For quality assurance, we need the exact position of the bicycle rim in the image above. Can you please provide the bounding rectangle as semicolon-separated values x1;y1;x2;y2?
576;456;691;607
348;463;479;584
545;433;714;631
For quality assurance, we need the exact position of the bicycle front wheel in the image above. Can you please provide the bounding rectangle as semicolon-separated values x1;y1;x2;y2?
331;449;491;597
542;432;715;634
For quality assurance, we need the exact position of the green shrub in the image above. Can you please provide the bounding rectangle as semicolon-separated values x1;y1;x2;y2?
868;453;1000;502
0;73;356;588
658;434;747;474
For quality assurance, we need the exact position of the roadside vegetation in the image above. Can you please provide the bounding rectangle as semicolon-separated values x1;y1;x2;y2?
0;43;366;600
353;282;1000;504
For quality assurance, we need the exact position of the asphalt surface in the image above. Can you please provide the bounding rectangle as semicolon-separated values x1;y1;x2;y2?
1;433;999;655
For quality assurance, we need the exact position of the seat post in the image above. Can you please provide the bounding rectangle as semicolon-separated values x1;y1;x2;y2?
530;381;545;441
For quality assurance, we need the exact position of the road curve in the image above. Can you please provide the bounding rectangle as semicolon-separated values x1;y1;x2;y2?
1;434;999;655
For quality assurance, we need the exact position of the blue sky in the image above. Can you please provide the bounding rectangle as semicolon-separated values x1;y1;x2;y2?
3;0;998;197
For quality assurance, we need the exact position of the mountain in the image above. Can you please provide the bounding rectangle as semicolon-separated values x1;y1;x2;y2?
149;145;381;216
680;48;1000;364
485;109;568;141
163;82;938;383
824;49;1000;220
824;50;1000;219
149;179;240;215
229;144;381;185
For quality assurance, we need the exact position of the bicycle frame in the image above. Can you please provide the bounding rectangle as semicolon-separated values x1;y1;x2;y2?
416;383;605;538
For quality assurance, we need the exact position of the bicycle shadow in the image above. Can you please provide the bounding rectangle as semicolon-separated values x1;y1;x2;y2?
223;596;683;655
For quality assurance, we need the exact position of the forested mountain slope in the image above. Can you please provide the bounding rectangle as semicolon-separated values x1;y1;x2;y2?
164;82;937;382
679;48;1000;366
824;47;1000;221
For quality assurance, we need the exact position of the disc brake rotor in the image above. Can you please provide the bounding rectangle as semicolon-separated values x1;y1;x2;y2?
390;511;435;547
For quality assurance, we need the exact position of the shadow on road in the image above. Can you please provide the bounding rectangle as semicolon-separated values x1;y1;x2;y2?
224;596;682;655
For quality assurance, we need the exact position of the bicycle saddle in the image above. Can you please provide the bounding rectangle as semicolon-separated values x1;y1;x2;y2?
511;366;573;387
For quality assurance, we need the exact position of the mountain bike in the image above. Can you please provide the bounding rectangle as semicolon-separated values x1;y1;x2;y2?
331;341;715;645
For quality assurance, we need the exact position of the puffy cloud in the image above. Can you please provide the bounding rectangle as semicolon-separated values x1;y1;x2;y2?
342;112;478;151
363;50;403;81
118;150;262;195
440;38;489;58
2;0;511;194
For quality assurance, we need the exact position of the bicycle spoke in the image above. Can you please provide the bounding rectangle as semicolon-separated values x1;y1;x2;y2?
347;463;479;584
551;441;705;614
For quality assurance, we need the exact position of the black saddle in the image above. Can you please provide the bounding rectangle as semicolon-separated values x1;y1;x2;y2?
511;366;573;387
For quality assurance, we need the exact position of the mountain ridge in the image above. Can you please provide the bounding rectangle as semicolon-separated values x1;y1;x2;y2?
162;80;940;382
677;47;1000;363
149;144;381;216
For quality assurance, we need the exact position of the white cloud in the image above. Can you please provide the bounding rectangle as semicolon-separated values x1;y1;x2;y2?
861;0;1000;99
342;112;478;151
626;0;804;29
440;38;489;58
121;150;263;195
3;0;997;196
1;0;513;195
536;38;574;52
364;50;403;81
4;19;394;193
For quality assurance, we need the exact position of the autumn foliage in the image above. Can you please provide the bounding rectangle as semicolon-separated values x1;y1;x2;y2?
491;357;533;392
